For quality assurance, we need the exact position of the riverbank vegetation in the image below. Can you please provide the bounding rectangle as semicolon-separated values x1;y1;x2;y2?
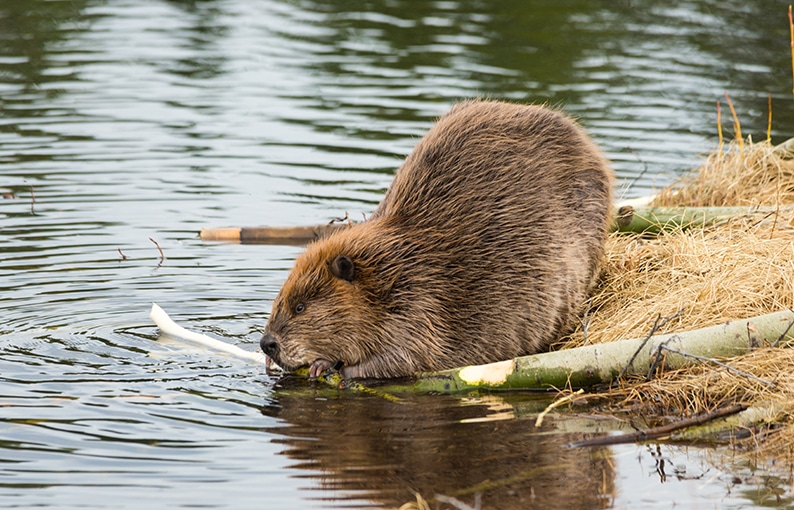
559;133;794;463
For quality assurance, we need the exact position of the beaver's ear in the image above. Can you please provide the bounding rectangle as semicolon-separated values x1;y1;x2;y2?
330;255;355;282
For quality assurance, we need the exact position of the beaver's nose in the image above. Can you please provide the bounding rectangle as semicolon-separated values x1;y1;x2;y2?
260;332;279;357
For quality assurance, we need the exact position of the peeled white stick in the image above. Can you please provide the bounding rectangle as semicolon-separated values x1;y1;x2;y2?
149;303;268;365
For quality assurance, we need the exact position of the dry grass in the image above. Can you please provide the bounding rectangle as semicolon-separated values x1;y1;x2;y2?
653;138;794;207
561;137;794;460
566;139;794;348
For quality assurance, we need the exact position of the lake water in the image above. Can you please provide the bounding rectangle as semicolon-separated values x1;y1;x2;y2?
2;0;793;508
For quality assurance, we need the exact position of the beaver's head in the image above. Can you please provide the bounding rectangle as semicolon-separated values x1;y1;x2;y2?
260;231;407;378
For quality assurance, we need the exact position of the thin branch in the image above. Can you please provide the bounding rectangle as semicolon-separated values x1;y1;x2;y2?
618;311;682;381
617;149;650;202
657;344;776;388
149;237;165;267
329;211;352;226
772;312;794;347
646;337;676;380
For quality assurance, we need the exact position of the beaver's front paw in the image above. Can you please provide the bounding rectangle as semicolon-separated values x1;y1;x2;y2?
309;359;333;378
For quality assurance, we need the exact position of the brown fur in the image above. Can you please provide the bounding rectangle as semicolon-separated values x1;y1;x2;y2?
261;99;613;378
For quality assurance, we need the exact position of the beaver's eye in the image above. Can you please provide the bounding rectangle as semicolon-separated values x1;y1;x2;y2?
294;303;305;314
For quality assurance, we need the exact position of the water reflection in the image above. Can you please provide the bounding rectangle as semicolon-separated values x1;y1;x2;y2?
0;1;90;90
162;0;229;80
263;387;616;509
265;0;794;193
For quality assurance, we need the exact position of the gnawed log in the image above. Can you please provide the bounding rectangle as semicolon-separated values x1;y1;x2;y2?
199;223;349;244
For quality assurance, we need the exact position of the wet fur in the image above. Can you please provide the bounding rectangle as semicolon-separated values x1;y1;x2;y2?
261;100;613;378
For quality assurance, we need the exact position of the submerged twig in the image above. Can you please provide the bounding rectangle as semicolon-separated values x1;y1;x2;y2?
30;185;35;214
317;369;403;402
568;403;746;448
398;492;431;510
434;493;481;510
535;389;584;427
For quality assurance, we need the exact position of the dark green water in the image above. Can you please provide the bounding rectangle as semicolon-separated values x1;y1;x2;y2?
1;1;793;508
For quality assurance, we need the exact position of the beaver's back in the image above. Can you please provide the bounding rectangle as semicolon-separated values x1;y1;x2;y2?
376;101;610;233
371;100;612;357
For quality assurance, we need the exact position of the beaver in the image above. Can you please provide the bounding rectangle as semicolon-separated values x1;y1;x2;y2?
260;99;613;378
